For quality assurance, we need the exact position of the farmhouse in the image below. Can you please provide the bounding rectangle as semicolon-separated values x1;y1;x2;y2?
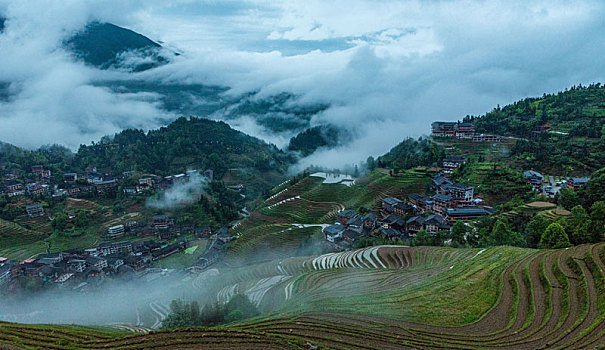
567;177;590;190
440;183;474;206
107;224;125;239
139;177;154;187
361;213;377;230
442;156;465;174
68;259;87;273
4;180;24;197
455;123;475;139
94;179;118;194
86;256;108;271
153;215;171;229
446;206;492;223
379;227;402;240
394;203;414;217
99;241;133;256
381;197;403;213
345;216;364;233
432;175;453;189
523;170;544;190
380;214;406;231
408;193;432;214
25;203;45;218
431;121;458;137
25;182;45;196
432;194;457;215
472;134;501;143
323;224;345;243
406;214;450;235
337;210;358;225
63;173;78;182
342;229;363;243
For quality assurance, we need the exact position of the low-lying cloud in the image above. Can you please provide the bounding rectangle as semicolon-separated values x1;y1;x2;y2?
146;172;207;210
0;0;604;168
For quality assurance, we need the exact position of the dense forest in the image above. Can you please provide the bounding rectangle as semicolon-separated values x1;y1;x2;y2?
74;117;288;177
287;125;340;157
377;137;445;171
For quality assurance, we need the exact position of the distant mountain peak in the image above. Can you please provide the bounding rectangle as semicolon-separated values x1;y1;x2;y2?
65;21;169;72
0;17;6;32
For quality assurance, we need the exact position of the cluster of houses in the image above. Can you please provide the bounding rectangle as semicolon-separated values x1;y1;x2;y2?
106;215;212;242
1;165;52;198
122;169;213;195
323;168;494;245
0;238;190;293
0;164;214;220
431;121;501;143
523;170;590;198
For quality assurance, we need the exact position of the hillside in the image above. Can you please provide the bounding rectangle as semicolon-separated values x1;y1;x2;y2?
0;117;288;191
377;137;445;171
227;168;432;264
1;244;604;349
465;83;605;173
287;125;340;156
65;22;168;71
74;116;287;180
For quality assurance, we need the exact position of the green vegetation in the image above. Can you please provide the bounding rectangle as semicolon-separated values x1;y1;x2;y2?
539;223;571;249
161;294;259;329
2;244;605;349
75;117;287;180
467;83;605;173
287;125;340;156
153;239;208;269
377;137;444;171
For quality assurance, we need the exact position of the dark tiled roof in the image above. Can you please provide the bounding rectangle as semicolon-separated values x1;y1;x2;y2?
382;197;402;206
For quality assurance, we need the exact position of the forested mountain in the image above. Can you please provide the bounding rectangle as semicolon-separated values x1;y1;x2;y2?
467;84;604;138
0;17;5;32
0;117;288;183
377;137;445;171
74;117;287;177
65;22;169;71
287;125;340;157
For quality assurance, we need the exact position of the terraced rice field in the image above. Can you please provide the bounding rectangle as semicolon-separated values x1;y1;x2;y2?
3;244;604;349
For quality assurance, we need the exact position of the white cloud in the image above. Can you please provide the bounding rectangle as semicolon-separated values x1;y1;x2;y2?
0;0;603;170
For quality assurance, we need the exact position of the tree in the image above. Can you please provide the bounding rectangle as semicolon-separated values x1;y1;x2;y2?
450;221;469;248
412;230;431;246
558;188;579;210
432;230;447;247
524;214;549;248
567;205;591;245
539;223;572;249
481;220;526;247
366;156;376;171
588;201;605;243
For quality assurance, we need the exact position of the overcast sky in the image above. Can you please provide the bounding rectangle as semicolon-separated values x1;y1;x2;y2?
0;0;604;169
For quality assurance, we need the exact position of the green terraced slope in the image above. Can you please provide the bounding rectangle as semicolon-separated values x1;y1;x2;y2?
2;244;604;349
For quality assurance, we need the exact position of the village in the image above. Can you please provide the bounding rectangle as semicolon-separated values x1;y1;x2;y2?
0;212;234;295
0;164;239;295
0;119;594;295
321;121;591;247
